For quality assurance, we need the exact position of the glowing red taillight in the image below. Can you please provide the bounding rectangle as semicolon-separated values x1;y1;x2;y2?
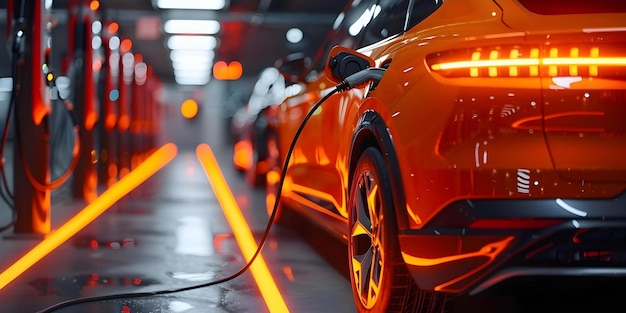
427;45;626;78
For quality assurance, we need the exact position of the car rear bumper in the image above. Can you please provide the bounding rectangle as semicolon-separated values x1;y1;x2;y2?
398;193;626;295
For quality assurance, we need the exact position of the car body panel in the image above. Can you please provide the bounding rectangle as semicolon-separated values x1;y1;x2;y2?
495;0;626;184
270;0;626;297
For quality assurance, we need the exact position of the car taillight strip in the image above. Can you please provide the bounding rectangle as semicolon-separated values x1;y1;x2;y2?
428;46;626;78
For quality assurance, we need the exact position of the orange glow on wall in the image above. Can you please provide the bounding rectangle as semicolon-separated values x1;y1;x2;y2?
105;113;116;130
180;99;199;119
89;0;100;11
119;166;130;178
233;140;252;170
120;38;132;52
195;144;290;313
213;61;243;80
85;107;99;131
84;171;98;203
0;143;178;291
92;58;103;72
118;115;130;131
107;163;118;186
107;22;119;34
282;266;295;282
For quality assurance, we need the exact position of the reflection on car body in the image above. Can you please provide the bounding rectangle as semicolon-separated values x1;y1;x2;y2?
266;0;626;312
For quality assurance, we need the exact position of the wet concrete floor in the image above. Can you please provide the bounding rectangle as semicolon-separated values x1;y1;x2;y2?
0;141;356;312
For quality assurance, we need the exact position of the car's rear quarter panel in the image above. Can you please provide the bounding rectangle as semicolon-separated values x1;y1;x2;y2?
371;0;626;230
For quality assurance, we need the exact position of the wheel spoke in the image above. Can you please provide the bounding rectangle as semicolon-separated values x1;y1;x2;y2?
367;242;384;303
366;182;379;225
353;244;376;305
352;174;372;237
351;169;385;309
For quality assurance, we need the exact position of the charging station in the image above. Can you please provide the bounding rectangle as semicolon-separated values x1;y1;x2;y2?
10;0;52;235
97;20;120;187
66;0;101;202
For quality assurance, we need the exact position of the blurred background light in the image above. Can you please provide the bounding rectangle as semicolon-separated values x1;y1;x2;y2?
167;35;218;50
164;20;221;35
170;50;215;64
180;98;199;119
285;28;303;44
108;36;120;50
175;76;211;86
156;0;226;10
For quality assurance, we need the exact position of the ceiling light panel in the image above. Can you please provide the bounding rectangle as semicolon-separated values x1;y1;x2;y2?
175;76;211;85
164;20;221;35
174;69;211;78
156;0;226;10
172;62;212;71
167;35;218;50
170;50;215;63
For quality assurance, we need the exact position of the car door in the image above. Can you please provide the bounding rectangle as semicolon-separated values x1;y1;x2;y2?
276;0;379;221
328;0;413;219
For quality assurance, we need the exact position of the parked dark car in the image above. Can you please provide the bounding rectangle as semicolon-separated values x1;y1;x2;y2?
231;66;290;186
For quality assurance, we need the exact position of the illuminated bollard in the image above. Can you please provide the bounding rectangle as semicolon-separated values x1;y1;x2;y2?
98;20;121;187
117;40;134;178
67;0;101;202
10;0;52;235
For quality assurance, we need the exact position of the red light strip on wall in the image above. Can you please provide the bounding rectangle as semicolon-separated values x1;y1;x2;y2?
195;144;290;313
0;143;178;290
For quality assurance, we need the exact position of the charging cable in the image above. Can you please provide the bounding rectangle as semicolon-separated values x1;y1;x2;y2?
0;56;81;233
1;3;81;197
0;11;81;233
35;67;386;313
0;13;28;233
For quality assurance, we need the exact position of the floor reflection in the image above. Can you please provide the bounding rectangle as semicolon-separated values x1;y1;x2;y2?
175;216;214;257
29;274;160;296
166;270;217;282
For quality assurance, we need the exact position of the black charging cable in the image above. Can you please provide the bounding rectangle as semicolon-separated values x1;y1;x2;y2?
35;67;386;313
0;11;28;233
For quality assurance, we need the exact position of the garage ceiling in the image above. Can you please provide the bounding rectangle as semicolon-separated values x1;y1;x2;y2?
46;0;348;85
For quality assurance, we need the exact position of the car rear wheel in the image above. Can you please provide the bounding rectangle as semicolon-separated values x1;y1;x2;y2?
349;147;448;313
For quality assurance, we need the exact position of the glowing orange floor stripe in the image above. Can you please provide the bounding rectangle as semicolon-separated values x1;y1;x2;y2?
0;143;178;290
196;144;289;313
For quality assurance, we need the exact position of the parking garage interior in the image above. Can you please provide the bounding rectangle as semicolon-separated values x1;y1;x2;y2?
1;1;626;312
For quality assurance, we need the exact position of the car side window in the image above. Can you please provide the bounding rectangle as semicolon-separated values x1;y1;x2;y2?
407;0;444;29
361;0;410;47
308;0;379;74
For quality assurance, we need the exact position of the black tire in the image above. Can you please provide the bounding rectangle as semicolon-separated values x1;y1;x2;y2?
348;147;448;313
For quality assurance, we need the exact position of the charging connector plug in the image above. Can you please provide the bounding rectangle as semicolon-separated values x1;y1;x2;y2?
336;67;386;92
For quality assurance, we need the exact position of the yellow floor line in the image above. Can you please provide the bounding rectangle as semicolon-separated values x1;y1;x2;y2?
195;143;289;313
0;143;178;290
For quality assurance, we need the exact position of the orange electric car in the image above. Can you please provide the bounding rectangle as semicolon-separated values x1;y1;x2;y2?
266;0;626;312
